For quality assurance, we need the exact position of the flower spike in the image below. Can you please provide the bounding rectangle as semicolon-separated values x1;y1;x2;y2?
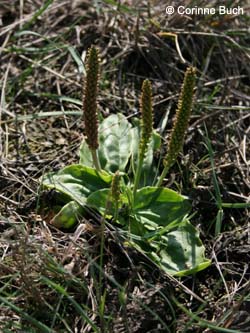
82;45;101;170
140;79;153;158
133;79;153;196
157;67;196;186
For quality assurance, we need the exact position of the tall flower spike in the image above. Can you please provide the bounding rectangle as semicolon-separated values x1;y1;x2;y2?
82;46;101;171
157;67;196;187
140;79;153;158
82;46;100;151
133;79;153;197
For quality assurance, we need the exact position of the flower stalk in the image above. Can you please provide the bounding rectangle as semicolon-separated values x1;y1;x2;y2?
133;79;153;196
82;46;101;171
111;171;120;221
157;67;196;187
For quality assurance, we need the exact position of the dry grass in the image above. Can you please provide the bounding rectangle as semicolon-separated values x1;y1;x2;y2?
0;0;249;332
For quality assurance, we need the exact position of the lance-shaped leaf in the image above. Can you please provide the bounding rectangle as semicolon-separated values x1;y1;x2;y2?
51;201;84;229
131;127;161;186
133;186;191;230
149;220;211;276
79;114;134;173
130;219;211;276
42;164;112;204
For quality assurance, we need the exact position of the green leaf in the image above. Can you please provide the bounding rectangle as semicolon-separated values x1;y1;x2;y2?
127;219;211;276
99;114;133;172
51;201;84;229
150;220;211;276
87;188;129;218
79;114;160;177
133;187;191;230
130;127;161;187
42;164;112;204
87;188;112;216
79;114;134;172
131;127;161;165
79;140;93;167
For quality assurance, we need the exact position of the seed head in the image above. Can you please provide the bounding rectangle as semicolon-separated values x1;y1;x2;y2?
164;67;196;169
140;79;153;157
82;46;100;150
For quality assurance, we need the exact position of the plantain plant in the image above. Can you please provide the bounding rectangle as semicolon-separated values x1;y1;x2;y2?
41;46;211;276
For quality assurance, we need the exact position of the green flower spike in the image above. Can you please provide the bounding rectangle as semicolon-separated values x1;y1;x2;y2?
82;46;101;171
133;79;153;196
140;79;153;158
157;67;196;187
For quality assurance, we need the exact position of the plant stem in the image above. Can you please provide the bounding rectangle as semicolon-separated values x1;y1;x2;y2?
156;164;170;187
91;149;101;171
99;216;105;284
113;200;119;222
111;170;120;221
133;79;153;198
133;152;144;198
99;215;105;332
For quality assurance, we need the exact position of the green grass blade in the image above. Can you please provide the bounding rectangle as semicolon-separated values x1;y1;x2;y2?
0;296;53;333
173;296;243;333
221;202;250;208
203;128;222;208
215;208;224;236
18;0;54;32
41;276;99;332
68;46;85;74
